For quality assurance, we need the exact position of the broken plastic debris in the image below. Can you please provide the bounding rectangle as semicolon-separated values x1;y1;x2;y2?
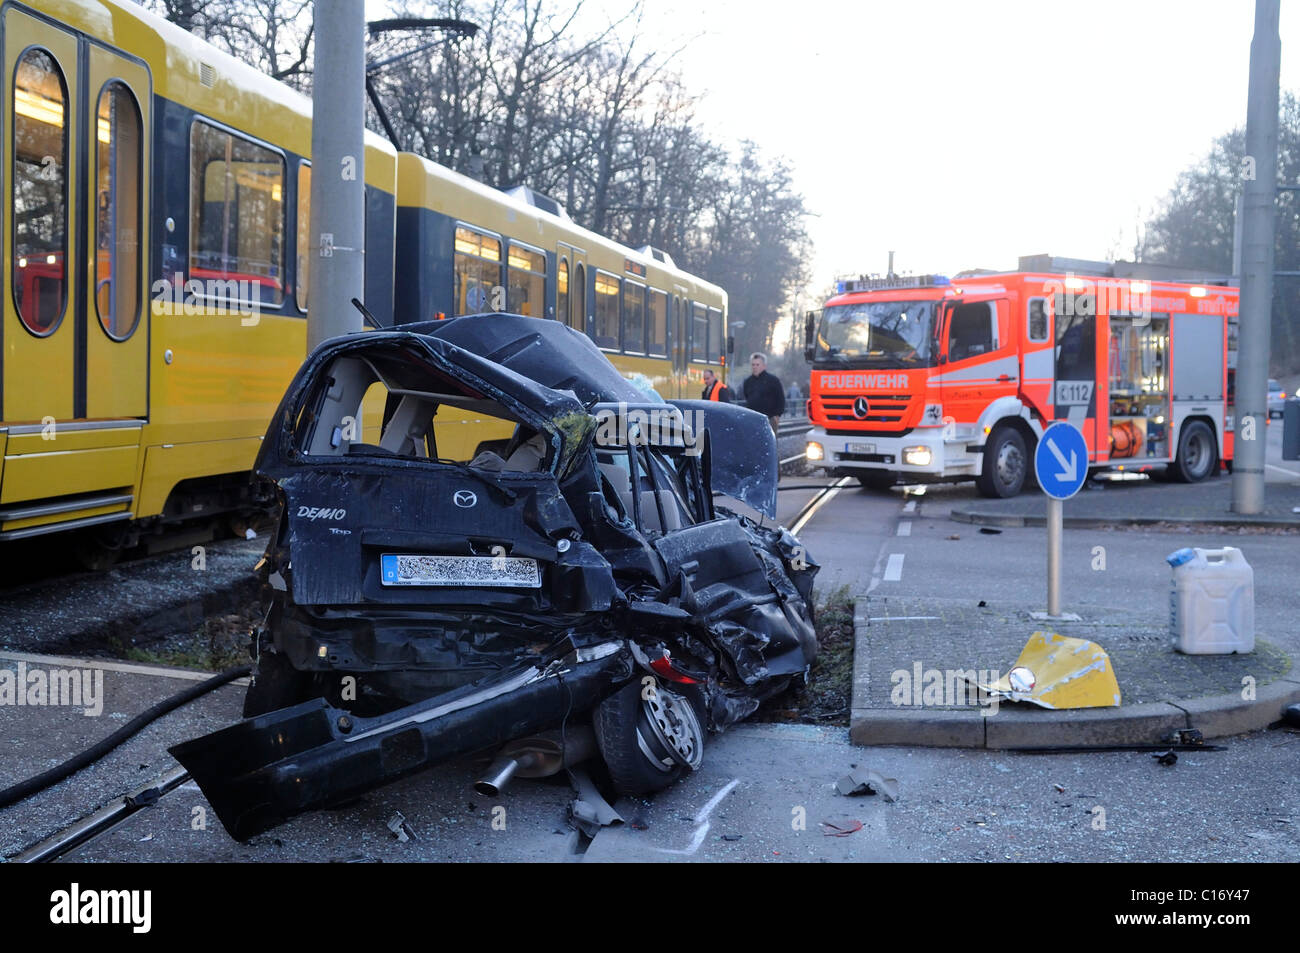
820;819;863;837
1152;750;1178;766
567;766;624;838
970;632;1121;710
835;767;899;802
978;527;1002;535
386;812;419;842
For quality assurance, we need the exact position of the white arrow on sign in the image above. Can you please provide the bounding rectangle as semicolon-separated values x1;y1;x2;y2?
1045;435;1078;483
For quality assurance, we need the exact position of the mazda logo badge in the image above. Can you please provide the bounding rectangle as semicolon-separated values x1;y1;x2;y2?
453;490;478;508
853;396;870;419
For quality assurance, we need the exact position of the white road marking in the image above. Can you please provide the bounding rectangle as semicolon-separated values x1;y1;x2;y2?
902;500;917;514
896;520;912;536
883;553;905;581
0;650;249;685
652;777;741;856
1266;463;1300;476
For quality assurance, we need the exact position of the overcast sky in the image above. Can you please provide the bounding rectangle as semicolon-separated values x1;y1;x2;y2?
623;0;1298;294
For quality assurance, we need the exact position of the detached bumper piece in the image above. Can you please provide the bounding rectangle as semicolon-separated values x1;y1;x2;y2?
169;642;631;841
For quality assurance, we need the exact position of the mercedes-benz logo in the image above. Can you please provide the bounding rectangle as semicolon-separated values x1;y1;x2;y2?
853;396;870;419
453;489;478;508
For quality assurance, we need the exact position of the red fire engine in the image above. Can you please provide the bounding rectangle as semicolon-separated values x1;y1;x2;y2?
803;260;1239;497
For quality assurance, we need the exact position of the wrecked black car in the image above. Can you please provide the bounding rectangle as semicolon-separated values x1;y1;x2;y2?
171;314;818;840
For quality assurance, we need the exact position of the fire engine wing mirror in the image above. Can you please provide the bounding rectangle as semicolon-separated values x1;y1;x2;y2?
804;311;818;363
669;399;777;519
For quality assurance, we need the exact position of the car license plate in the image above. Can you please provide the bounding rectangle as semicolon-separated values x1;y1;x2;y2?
847;442;876;454
380;553;541;588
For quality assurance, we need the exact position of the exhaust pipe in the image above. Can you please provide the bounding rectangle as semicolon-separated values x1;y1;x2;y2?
170;644;630;841
474;727;597;797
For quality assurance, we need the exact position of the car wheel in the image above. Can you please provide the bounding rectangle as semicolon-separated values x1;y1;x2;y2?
1171;420;1217;482
856;471;896;491
976;427;1028;498
243;651;313;718
594;679;705;796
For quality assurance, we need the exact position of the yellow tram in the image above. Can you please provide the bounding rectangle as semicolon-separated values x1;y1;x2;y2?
0;0;728;558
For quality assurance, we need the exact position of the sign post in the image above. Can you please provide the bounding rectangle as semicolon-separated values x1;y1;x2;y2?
1033;422;1088;617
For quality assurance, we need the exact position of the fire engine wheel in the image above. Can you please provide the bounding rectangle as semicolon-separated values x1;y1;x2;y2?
1171;420;1218;483
976;427;1028;498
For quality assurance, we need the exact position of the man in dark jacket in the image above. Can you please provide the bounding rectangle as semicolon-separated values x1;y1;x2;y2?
701;368;731;402
743;352;785;435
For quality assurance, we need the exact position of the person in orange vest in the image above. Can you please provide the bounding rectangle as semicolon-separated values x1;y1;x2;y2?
701;368;731;402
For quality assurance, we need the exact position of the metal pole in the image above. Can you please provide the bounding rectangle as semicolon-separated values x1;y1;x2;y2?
308;0;366;352
1232;0;1280;514
1046;497;1062;617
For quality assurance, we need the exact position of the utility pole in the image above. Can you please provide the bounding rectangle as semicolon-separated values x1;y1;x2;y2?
1232;0;1280;514
308;0;366;351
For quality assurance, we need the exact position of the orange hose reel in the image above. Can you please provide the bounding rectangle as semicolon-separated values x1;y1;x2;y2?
1109;419;1143;458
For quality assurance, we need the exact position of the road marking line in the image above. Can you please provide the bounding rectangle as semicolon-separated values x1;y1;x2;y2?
883;553;905;581
902;500;916;514
1266;463;1300;476
694;777;741;825
896;520;912;536
0;650;249;685
652;778;741;856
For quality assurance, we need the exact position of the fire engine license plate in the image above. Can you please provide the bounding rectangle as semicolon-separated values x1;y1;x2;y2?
848;442;876;454
380;553;541;588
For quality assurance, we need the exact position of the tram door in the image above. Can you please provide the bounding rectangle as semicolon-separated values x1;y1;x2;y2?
1;8;149;516
569;254;588;335
671;285;688;397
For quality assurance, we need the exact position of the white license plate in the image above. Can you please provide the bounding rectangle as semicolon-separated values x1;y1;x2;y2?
380;553;541;588
847;442;876;454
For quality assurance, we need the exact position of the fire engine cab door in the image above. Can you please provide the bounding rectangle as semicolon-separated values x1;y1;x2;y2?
1051;293;1099;458
937;296;1016;430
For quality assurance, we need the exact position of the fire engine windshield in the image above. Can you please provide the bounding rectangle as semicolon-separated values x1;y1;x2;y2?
816;301;935;367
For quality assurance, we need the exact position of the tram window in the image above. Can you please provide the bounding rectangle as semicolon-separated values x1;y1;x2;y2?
190;121;285;307
507;243;545;316
454;226;501;315
13;48;69;335
690;303;708;362
296;162;310;311
648;288;667;356
623;281;645;353
707;307;722;364
594;271;620;348
557;258;568;322
95;82;143;340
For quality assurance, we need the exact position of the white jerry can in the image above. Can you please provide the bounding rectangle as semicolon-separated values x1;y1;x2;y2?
1165;547;1255;654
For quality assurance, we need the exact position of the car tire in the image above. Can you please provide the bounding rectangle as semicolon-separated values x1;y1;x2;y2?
243;651;313;718
594;680;704;796
976;427;1028;498
856;471;896;491
1171;420;1217;483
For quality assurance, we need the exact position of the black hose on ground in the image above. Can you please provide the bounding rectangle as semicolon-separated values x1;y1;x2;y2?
0;664;251;810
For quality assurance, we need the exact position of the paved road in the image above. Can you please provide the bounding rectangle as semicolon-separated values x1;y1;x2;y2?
7;437;1298;863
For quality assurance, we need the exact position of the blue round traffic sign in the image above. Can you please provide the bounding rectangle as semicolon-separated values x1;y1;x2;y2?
1034;422;1088;500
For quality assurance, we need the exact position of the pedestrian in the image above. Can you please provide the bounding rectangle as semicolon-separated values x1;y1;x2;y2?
701;368;731;402
742;352;785;435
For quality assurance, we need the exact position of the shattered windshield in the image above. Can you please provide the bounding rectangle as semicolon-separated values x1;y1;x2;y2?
815;300;936;367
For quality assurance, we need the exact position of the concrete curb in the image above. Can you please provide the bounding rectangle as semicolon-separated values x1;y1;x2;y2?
849;611;1300;749
950;509;1300;530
